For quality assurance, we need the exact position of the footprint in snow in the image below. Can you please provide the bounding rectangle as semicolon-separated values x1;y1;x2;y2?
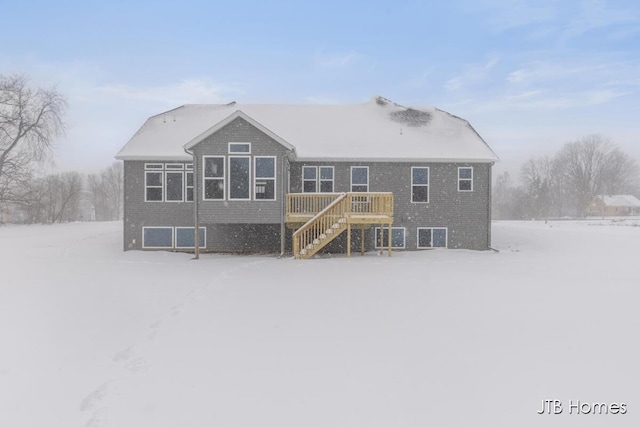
79;382;109;412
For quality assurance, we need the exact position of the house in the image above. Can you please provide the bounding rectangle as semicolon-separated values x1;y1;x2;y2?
586;195;640;217
115;96;499;258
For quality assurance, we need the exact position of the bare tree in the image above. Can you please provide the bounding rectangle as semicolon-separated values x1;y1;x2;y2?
0;74;67;208
555;134;638;216
520;156;555;219
19;172;83;223
87;162;123;221
492;171;531;220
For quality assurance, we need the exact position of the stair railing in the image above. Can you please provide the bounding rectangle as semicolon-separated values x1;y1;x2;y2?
292;193;348;258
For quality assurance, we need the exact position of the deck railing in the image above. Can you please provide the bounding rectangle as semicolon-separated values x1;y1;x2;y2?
286;192;393;220
286;193;342;221
290;192;394;258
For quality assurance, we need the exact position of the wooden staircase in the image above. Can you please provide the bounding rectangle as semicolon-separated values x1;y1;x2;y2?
288;192;394;259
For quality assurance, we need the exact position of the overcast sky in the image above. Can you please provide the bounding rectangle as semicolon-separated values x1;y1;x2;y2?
2;0;639;176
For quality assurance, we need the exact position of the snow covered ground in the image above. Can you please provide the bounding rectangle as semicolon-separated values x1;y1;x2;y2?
1;219;639;426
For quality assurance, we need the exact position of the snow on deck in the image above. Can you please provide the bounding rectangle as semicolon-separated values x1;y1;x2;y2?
115;97;499;162
1;220;638;426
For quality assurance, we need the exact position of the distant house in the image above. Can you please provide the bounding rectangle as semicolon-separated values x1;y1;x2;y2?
586;195;640;217
115;96;498;258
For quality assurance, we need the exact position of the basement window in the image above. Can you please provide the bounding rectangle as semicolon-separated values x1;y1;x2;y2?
142;227;173;248
417;227;447;248
175;227;206;249
374;227;405;249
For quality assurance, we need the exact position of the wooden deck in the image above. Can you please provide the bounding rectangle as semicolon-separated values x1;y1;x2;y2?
286;193;394;259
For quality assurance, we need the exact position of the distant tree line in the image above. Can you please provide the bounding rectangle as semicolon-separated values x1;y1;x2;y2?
1;162;123;224
493;135;640;219
1;73;123;224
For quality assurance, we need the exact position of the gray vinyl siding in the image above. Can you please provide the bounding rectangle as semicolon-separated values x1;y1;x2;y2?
123;160;195;250
192;117;291;224
290;161;492;251
122;117;492;252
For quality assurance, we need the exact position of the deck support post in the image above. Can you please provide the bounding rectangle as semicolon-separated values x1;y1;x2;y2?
388;222;392;257
361;228;365;255
379;224;383;256
347;222;351;257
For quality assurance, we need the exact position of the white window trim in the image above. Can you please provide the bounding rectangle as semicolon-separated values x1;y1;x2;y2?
175;227;207;249
254;156;276;201
165;163;184;170
228;142;251;154
411;166;429;203
374;226;406;249
319;166;335;193
458;167;473;192
185;171;194;203
144;163;164;170
351;166;369;192
228;155;252;201
417;227;448;249
145;170;164;202
302;166;317;193
203;156;225;201
142;227;174;249
164;171;184;203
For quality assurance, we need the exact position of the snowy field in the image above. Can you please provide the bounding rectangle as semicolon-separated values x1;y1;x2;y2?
1;219;639;427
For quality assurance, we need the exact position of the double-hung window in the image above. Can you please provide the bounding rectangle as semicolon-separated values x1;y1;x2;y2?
165;164;184;202
145;165;164;202
185;164;194;202
203;156;225;200
458;167;473;191
351;166;368;192
302;166;334;193
255;157;276;200
302;166;317;192
411;167;429;202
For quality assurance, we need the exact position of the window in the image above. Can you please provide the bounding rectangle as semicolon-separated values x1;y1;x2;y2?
458;167;473;191
142;227;173;248
165;171;184;202
204;156;225;200
228;142;251;153
229;156;250;200
411;167;429;202
320;166;334;192
302;166;317;193
186;171;194;202
351;166;369;192
417;227;447;248
175;227;206;249
255;157;276;200
145;171;163;202
145;163;192;203
374;227;405;249
302;166;334;193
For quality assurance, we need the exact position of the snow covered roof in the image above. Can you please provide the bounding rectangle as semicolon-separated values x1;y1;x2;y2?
115;96;499;163
598;195;640;207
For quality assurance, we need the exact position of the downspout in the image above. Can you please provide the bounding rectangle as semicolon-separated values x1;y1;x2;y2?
184;147;199;259
279;153;290;258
